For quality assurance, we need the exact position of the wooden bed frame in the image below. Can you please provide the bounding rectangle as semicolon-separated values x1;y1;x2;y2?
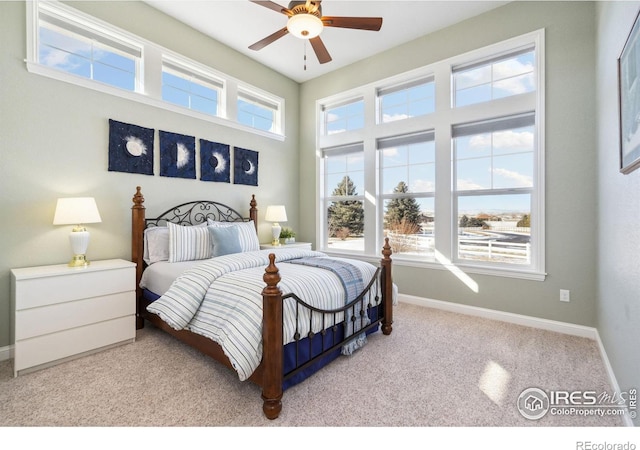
131;186;393;419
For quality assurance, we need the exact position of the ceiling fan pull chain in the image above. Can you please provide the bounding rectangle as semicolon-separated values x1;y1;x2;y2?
304;40;307;71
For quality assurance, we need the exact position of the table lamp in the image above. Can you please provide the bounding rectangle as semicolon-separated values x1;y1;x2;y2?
264;205;287;246
53;197;102;267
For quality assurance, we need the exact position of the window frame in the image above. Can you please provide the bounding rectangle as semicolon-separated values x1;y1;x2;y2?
322;97;366;136
316;30;546;281
377;75;436;124
26;0;285;140
321;143;367;254
237;88;283;134
161;56;225;118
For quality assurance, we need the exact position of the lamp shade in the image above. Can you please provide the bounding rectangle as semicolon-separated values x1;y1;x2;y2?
53;198;102;225
265;205;287;223
287;13;323;39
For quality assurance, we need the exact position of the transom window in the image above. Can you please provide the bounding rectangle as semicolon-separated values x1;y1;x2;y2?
378;77;435;123
26;0;285;139
323;99;365;135
238;91;279;133
162;60;222;117
318;30;545;280
453;47;535;108
37;5;140;91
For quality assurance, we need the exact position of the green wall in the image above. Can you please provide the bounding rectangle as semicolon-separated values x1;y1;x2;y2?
299;2;599;326
0;1;300;348
596;1;640;427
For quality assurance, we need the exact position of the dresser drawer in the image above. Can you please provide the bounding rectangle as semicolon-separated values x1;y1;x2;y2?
14;267;135;310
15;291;135;340
14;315;136;375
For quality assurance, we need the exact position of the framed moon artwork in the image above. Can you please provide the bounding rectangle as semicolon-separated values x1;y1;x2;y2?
200;139;230;183
159;130;196;179
108;119;154;175
233;147;259;186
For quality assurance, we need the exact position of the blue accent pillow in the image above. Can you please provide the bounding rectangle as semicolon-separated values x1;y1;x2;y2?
209;225;243;257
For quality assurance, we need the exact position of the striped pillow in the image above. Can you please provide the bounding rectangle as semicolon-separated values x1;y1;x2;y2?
168;222;212;263
207;220;260;252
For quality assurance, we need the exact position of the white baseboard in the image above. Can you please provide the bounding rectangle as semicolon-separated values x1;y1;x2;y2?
398;293;598;339
594;332;636;427
399;293;635;427
0;345;12;363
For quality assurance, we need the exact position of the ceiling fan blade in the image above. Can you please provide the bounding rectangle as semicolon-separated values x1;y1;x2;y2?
321;16;383;31
249;27;290;51
309;36;332;64
250;1;292;16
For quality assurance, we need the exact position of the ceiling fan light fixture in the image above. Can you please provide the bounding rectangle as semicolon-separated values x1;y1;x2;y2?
287;13;323;39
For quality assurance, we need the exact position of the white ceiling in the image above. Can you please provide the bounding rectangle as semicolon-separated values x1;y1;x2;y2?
146;0;509;83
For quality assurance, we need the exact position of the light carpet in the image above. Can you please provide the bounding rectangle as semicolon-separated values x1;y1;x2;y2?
0;302;626;427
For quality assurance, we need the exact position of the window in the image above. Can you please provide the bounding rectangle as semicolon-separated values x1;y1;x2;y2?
237;90;280;133
323;99;365;135
453;47;535;108
379;132;435;259
378;77;435;123
317;30;545;280
26;1;285;140
323;144;365;252
453;114;535;265
162;59;222;117
37;2;140;91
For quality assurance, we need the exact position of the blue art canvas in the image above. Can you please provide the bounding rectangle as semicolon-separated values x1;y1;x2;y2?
108;119;154;175
233;147;259;186
200;139;230;183
159;130;196;179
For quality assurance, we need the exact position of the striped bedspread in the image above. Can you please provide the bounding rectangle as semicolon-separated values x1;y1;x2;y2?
146;249;379;381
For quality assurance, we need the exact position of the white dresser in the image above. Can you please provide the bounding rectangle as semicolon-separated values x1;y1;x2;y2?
11;259;136;377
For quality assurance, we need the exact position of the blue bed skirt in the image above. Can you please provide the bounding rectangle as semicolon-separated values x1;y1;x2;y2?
143;289;380;391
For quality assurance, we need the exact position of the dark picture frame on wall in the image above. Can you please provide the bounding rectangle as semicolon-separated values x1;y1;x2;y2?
619;9;640;174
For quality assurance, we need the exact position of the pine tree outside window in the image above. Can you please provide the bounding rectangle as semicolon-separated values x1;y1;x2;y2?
322;144;365;252
379;132;435;258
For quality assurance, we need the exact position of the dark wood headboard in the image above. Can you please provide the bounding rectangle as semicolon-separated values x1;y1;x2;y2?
130;186;258;328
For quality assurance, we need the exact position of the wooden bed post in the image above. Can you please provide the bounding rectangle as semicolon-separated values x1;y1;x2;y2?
381;237;393;335
249;194;258;232
131;186;146;330
261;253;283;420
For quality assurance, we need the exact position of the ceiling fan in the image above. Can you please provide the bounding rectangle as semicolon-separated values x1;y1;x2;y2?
248;0;383;64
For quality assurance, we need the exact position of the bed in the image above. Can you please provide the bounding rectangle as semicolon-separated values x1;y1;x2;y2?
131;186;394;419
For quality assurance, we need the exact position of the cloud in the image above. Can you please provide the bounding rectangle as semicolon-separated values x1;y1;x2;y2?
457;56;534;95
492;167;532;187
40;47;80;71
494;59;534;93
470;130;533;150
457;179;487;190
382;113;411;123
411;179;435;192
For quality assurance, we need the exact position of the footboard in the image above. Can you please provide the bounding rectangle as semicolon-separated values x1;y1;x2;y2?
260;239;393;419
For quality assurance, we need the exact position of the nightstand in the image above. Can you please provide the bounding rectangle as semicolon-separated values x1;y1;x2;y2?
260;242;312;250
11;259;136;377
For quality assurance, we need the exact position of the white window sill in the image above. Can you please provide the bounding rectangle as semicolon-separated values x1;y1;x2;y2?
320;248;546;282
25;61;286;142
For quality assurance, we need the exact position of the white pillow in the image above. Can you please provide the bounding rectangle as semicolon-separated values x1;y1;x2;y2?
143;226;170;265
207;219;260;252
167;222;212;263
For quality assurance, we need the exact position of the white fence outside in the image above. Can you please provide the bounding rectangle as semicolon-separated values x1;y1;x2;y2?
458;238;530;262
